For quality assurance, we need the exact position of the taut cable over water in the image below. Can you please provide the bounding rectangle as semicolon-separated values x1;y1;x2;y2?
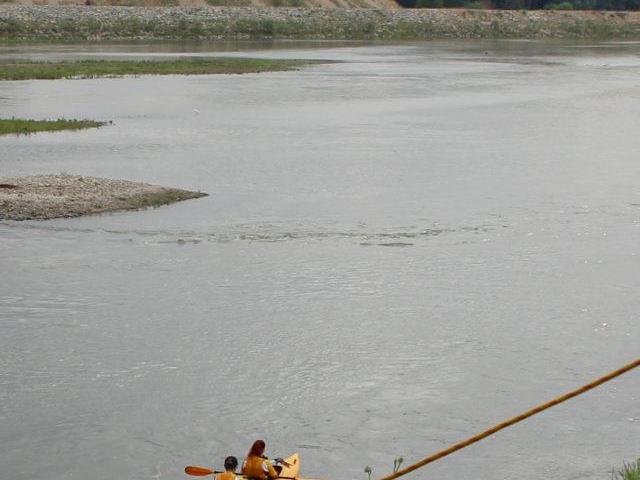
379;357;640;480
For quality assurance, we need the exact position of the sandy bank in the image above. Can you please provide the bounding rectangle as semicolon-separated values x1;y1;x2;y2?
0;174;207;220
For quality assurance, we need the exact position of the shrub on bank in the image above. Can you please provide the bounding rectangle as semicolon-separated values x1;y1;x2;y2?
415;0;444;7
464;1;487;8
545;1;574;8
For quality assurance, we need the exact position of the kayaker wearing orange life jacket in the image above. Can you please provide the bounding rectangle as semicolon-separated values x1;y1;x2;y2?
216;456;239;480
242;440;278;480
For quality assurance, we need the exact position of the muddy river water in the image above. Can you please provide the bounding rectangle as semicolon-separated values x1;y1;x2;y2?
1;40;639;480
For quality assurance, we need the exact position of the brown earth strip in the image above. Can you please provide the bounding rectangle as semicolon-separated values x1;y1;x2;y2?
3;0;399;8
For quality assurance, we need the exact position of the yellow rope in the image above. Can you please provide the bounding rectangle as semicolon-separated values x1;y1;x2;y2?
379;357;640;480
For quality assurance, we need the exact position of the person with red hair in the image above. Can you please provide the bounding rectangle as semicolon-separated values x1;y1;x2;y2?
242;440;278;480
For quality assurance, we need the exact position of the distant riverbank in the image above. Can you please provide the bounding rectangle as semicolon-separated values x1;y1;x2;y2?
1;6;640;40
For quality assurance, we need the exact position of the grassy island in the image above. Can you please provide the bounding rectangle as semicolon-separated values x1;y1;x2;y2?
0;118;105;135
0;58;318;81
0;175;207;220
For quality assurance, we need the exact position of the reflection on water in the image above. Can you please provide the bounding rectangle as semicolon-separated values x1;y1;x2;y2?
1;40;639;480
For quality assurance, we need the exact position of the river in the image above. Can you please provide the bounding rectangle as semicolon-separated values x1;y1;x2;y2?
1;40;639;480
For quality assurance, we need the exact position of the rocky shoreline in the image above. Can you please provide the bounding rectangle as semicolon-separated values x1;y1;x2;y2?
1;5;640;40
0;175;207;220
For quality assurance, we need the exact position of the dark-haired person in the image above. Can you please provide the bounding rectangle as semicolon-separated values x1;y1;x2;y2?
216;456;239;480
242;440;278;480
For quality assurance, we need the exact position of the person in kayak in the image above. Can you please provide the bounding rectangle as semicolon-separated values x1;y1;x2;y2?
242;440;278;480
216;456;239;480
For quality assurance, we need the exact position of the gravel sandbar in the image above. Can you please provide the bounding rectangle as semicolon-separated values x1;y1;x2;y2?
0;174;207;220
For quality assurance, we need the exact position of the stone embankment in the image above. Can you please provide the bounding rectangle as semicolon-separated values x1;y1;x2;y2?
1;5;640;40
0;175;207;220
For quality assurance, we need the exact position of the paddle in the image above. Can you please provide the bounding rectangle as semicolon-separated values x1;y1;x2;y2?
184;466;297;479
185;466;217;476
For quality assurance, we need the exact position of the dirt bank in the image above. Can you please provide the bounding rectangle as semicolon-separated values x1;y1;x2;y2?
1;5;639;40
0;175;207;220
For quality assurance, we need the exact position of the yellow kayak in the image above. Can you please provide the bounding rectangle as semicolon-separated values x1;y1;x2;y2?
274;453;300;479
185;453;302;479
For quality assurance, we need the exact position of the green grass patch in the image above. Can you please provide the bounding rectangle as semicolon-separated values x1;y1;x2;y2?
612;459;640;480
0;118;105;136
0;57;317;81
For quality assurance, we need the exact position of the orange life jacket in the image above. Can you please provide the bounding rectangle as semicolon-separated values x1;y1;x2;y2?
217;472;238;480
242;456;277;480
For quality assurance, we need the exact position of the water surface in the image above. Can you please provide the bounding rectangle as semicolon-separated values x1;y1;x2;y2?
1;40;639;480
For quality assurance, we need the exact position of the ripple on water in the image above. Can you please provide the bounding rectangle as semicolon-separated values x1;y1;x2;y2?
1;221;505;247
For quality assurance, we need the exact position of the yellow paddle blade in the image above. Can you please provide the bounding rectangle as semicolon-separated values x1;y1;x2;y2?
185;465;215;476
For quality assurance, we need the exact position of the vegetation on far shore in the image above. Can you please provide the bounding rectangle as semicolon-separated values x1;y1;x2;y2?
1;7;639;41
0;118;106;136
0;58;317;81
